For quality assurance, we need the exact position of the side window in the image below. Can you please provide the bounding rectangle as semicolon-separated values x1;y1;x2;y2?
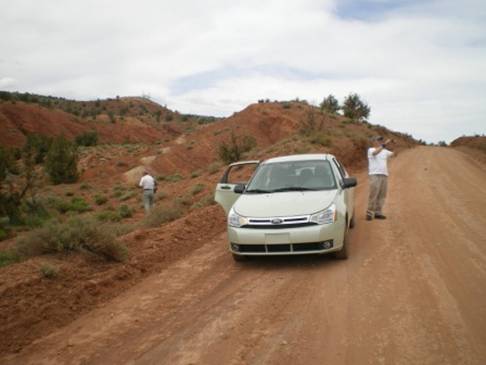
221;163;259;184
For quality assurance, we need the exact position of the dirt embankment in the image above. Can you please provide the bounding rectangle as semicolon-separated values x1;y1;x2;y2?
450;135;486;165
0;205;226;354
2;147;486;365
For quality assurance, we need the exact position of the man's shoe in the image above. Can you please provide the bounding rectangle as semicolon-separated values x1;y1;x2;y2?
366;213;373;221
375;214;387;219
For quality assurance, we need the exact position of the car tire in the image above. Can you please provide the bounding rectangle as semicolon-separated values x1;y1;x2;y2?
232;253;247;262
334;230;349;260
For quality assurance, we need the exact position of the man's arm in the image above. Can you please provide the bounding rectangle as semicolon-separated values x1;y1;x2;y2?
372;139;392;156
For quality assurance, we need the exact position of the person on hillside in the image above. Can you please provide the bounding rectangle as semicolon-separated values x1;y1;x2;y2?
139;171;157;213
366;136;394;221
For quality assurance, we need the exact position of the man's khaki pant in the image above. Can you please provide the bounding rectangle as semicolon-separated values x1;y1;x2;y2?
143;189;155;213
367;174;388;216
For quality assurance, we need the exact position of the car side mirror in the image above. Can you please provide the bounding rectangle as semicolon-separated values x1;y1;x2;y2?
342;177;357;189
234;184;246;194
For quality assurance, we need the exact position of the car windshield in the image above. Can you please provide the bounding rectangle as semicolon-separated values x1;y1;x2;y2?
245;160;337;193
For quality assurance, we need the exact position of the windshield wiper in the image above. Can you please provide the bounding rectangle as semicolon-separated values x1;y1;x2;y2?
245;188;273;194
271;187;318;192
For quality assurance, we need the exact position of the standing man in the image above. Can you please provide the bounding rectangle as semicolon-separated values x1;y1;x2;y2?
139;170;157;213
366;136;394;221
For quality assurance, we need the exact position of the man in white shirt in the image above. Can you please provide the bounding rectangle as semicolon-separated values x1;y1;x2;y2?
367;136;394;221
139;171;157;213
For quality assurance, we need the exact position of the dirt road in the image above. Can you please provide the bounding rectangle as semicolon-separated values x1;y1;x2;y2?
3;146;486;365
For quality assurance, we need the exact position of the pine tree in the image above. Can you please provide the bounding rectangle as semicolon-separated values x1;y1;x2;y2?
342;93;370;121
45;136;79;184
320;95;340;114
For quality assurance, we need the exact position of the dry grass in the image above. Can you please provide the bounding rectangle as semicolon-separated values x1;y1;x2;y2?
143;204;184;228
16;217;128;262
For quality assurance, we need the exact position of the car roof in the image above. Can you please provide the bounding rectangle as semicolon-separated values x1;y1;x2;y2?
263;154;335;164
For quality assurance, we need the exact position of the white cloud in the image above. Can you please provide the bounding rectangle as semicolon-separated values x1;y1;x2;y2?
0;0;485;142
0;77;16;88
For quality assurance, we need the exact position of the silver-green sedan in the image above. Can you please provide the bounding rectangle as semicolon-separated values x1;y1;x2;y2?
215;154;357;261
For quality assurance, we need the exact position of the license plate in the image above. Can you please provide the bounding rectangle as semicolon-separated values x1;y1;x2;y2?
265;233;290;244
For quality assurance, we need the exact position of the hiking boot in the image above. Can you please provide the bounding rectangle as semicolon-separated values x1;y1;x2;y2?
375;214;387;219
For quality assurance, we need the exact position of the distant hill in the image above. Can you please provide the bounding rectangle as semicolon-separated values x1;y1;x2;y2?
0;91;218;147
450;135;486;154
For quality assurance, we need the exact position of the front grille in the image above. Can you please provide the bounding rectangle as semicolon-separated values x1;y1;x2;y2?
241;215;315;229
242;222;317;229
233;240;333;254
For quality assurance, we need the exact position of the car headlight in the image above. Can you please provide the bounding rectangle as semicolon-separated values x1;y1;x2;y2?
228;208;249;228
310;204;337;225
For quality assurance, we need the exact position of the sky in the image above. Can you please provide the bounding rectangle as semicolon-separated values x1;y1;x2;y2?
1;0;485;143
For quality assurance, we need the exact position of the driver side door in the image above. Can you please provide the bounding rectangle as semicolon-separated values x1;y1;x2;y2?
214;160;260;214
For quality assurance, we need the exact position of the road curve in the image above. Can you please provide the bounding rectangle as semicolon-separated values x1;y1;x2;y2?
3;146;486;365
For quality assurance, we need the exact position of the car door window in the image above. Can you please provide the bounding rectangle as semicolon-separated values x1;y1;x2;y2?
221;163;259;185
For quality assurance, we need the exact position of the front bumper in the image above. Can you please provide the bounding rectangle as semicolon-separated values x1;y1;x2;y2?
228;220;345;256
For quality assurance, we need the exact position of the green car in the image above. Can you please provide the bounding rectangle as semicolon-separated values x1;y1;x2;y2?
215;154;357;261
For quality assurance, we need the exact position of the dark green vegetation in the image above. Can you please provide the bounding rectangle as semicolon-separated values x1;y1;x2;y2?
218;132;257;164
45;136;79;184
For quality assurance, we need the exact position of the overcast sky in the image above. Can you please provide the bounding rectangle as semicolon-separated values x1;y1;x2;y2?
1;0;485;142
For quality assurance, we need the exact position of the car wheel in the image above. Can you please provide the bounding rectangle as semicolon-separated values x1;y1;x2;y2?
334;230;349;260
232;253;247;262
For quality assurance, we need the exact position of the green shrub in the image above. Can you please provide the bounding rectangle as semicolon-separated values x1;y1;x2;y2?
190;170;201;178
45;136;79;184
164;174;183;182
342;93;370;121
52;197;91;214
191;194;216;209
175;195;192;207
320;95;340;114
208;162;222;174
309;133;332;147
40;264;59;279
0;227;8;241
218;133;256;164
119;192;134;201
143;204;183;228
16;217;127;262
23;134;52;164
191;183;205;195
80;183;91;190
0;249;20;267
118;204;133;218
22;199;50;228
94;194;108;205
75;131;98;146
96;210;121;222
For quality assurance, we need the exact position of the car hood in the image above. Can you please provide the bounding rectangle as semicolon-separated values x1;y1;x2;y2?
234;190;337;217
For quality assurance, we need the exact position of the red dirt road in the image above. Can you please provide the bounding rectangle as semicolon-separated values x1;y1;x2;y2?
3;147;486;365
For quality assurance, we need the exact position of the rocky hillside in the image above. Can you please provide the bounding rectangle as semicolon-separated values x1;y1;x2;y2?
0;92;217;147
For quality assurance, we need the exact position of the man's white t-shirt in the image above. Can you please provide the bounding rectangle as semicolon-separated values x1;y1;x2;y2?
139;175;156;190
368;148;393;176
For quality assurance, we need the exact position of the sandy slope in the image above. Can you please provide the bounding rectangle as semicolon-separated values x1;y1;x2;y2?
3;146;486;365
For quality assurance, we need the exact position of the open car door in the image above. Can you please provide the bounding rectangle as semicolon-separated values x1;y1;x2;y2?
215;160;260;214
